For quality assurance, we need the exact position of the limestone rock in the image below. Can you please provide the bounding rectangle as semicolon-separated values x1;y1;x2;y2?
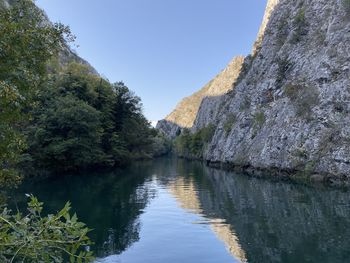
157;56;244;137
159;0;350;180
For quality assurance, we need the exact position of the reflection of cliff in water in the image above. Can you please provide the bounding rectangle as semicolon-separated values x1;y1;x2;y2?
167;176;247;262
172;159;350;263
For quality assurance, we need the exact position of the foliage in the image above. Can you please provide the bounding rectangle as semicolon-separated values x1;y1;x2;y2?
174;125;215;158
0;0;73;186
284;83;319;119
0;195;94;262
27;95;104;172
291;8;308;43
24;64;163;173
150;133;172;157
254;112;266;126
276;19;289;47
343;0;350;14
224;114;236;136
276;57;293;87
239;98;251;112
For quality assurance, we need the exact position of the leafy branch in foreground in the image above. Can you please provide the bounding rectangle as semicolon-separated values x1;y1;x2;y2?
0;195;94;262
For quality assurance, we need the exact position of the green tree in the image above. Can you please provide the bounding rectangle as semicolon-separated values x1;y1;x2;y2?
25;64;165;173
28;95;104;172
0;0;72;186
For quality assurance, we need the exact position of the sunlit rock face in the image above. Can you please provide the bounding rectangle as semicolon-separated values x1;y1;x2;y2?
167;177;247;263
252;0;280;55
157;56;244;138
160;0;350;180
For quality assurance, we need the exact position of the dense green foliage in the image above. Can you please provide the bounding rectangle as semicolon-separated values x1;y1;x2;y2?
22;63;167;173
0;0;72;186
0;0;169;261
0;195;93;262
174;125;215;159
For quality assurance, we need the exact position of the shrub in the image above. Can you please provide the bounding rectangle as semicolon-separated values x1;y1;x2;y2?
250;111;266;138
276;57;293;87
291;8;308;43
174;125;216;158
284;83;319;119
0;195;94;262
276;19;289;47
343;0;350;14
199;124;216;143
224;114;236;135
239;97;251;111
254;112;266;129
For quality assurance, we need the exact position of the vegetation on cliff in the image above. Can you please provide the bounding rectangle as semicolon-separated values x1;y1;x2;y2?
174;125;215;159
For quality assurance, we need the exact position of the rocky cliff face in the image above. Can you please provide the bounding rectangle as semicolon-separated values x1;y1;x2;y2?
157;56;244;138
159;0;350;181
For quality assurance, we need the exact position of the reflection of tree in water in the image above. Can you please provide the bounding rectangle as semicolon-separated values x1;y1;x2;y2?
173;159;350;263
11;157;350;263
10;162;158;258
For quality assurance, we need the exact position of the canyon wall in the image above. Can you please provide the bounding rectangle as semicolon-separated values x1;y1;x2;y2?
159;0;350;181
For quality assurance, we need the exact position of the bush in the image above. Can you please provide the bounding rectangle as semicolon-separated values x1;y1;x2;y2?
343;0;350;14
0;195;94;262
284;83;319;119
239;97;251;111
276;57;293;87
251;111;266;138
174;125;216;158
224;114;236;135
291;8;308;43
254;112;266;129
276;19;289;47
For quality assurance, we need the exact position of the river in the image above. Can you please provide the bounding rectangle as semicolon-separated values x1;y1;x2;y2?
11;157;350;262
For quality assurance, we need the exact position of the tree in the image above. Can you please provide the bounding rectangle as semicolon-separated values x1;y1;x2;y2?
28;95;104;172
0;0;73;186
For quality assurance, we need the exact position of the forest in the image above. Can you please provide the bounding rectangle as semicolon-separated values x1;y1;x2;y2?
0;1;169;262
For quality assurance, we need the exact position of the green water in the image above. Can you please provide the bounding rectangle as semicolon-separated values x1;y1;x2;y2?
11;157;350;262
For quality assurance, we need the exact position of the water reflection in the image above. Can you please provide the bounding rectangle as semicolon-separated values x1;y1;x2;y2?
173;159;350;263
11;163;158;258
11;157;350;263
167;176;247;262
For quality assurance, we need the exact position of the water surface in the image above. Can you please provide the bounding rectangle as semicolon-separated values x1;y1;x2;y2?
12;157;350;262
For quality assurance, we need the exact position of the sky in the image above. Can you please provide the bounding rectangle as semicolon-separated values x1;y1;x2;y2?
36;0;267;122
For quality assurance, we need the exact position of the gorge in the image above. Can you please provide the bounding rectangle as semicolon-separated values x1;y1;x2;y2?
158;0;350;184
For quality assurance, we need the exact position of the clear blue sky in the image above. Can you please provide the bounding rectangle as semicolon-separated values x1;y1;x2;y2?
36;0;267;122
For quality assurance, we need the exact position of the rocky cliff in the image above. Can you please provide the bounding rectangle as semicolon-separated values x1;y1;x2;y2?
157;56;244;138
159;0;350;182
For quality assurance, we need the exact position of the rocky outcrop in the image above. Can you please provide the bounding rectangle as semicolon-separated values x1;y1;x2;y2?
160;0;350;181
157;56;244;138
252;0;280;55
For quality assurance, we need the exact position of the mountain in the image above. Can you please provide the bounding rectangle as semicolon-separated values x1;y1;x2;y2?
1;0;98;74
158;0;350;183
157;56;244;138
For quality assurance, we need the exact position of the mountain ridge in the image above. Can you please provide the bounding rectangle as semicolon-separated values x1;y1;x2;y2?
158;0;350;183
